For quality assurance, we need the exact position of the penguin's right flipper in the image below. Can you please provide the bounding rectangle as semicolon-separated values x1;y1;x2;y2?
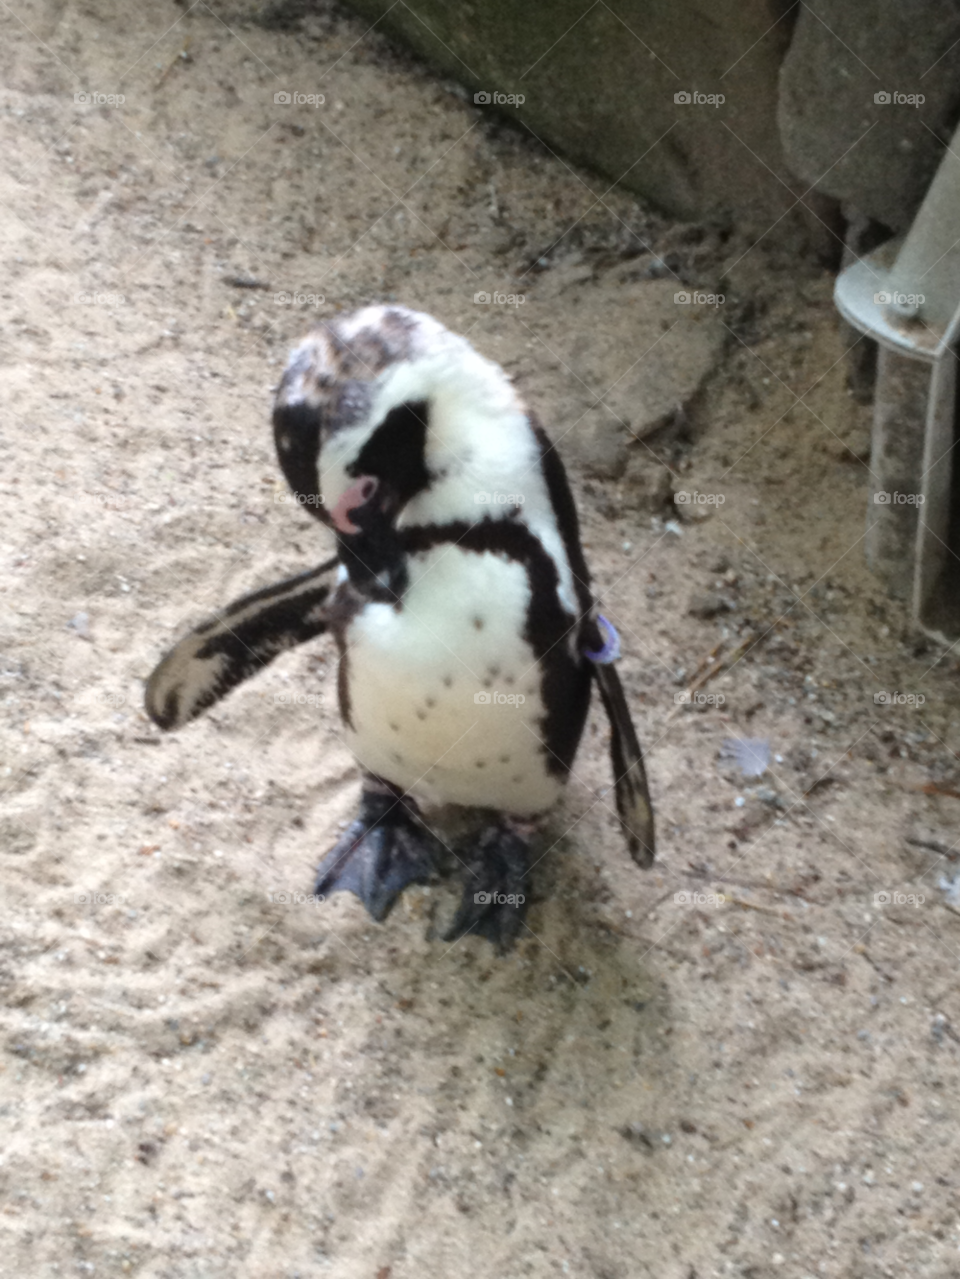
593;661;656;868
314;786;440;921
145;555;339;731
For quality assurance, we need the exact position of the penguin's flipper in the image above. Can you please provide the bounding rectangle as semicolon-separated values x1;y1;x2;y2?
444;820;531;951
145;555;339;731
593;661;656;868
314;786;439;921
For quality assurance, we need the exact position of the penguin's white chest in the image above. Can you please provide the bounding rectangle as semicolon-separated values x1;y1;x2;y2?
341;545;562;815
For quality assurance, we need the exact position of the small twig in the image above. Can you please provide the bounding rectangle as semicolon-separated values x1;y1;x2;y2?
663;630;759;729
906;836;958;858
914;782;960;800
156;38;193;88
728;895;794;920
225;275;272;290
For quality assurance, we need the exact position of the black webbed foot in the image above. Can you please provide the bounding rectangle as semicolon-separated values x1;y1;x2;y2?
443;819;531;950
314;784;439;921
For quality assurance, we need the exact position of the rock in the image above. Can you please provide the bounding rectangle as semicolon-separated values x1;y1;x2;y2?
688;592;733;619
778;0;960;232
560;279;726;439
542;276;725;478
330;0;796;225
563;405;629;479
622;451;675;512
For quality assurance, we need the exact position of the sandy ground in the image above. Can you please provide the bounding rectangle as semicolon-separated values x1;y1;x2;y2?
3;3;960;1277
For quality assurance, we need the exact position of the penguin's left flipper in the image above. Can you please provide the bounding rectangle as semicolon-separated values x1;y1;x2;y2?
145;555;339;731
593;661;656;868
314;786;440;921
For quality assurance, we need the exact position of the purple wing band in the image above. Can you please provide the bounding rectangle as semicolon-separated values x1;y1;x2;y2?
584;614;621;664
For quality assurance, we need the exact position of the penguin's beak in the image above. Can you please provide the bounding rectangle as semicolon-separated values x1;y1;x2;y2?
329;475;380;534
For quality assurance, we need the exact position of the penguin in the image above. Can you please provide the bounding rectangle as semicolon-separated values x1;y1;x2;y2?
145;305;654;947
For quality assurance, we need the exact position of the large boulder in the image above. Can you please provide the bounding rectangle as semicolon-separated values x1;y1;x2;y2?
333;0;799;226
778;0;960;232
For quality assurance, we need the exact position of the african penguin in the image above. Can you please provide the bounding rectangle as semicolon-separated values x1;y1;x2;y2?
145;305;654;947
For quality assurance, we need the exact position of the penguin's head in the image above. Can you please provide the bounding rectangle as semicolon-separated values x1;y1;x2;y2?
273;305;535;536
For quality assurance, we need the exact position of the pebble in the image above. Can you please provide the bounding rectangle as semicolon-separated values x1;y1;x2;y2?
688;592;731;619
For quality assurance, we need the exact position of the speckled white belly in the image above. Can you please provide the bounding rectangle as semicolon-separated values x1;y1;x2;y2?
342;545;562;815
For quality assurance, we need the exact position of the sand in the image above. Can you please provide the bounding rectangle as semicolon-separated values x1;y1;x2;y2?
3;3;960;1277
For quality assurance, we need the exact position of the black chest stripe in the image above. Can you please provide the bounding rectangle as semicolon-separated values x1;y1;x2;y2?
398;519;592;775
